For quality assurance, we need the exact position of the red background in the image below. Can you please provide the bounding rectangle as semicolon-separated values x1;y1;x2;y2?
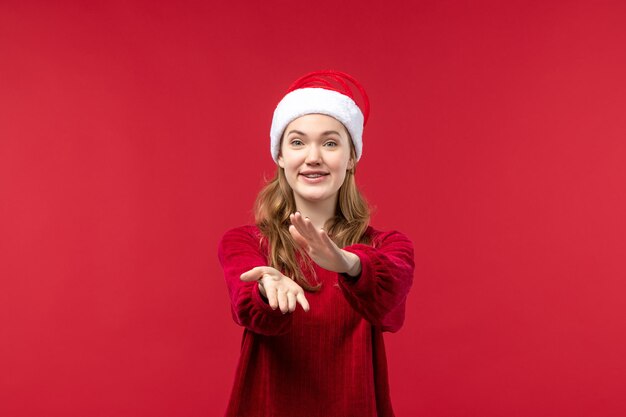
1;1;625;416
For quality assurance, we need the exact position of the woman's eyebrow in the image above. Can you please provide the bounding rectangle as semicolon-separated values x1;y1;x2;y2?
286;130;341;136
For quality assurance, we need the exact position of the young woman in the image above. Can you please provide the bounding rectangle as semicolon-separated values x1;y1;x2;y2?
218;70;415;417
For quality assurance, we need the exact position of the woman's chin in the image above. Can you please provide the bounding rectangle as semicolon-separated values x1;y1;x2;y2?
295;191;333;203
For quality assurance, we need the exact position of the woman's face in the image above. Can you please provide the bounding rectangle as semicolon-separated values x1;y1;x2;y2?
278;113;354;206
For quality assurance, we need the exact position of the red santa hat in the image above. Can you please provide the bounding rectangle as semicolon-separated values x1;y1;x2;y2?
270;70;370;162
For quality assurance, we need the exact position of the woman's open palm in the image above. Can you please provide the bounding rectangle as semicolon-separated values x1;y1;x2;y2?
240;266;310;313
288;212;354;274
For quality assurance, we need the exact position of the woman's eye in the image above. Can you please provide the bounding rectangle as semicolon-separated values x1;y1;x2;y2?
324;141;338;147
290;139;303;146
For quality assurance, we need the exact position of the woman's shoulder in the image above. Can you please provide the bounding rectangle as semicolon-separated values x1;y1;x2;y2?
363;225;413;248
218;224;265;250
220;224;262;241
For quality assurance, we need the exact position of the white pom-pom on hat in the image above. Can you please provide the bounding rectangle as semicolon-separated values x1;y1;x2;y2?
270;70;370;162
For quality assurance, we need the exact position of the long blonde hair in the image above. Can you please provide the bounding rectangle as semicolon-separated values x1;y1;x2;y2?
253;140;371;291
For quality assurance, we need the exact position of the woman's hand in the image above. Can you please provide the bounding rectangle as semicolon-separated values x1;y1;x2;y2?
240;266;310;313
288;212;362;276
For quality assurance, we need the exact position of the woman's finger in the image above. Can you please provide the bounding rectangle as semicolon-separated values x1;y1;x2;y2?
296;291;310;312
239;267;259;281
289;225;309;249
240;266;273;282
304;216;328;247
301;215;320;237
289;213;310;240
257;281;267;299
266;286;279;310
294;212;318;242
286;291;297;313
277;288;289;314
291;213;324;248
319;228;339;250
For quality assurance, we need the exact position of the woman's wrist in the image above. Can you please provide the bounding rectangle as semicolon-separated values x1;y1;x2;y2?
343;251;362;277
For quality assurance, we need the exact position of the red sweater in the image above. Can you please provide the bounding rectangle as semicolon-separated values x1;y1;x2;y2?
217;225;415;417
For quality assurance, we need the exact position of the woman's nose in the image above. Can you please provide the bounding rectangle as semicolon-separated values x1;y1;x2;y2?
305;145;321;164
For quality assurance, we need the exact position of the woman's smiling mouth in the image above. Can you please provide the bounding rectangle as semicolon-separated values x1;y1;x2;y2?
299;171;329;183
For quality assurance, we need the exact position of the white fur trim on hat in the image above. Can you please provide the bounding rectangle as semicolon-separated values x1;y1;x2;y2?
270;88;364;162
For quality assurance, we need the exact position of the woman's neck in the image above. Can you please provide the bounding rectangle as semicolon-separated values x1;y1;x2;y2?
293;194;337;230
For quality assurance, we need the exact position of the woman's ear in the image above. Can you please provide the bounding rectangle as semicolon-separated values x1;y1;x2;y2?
348;158;355;170
277;153;285;168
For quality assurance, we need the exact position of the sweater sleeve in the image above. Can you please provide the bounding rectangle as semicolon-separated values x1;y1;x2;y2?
337;230;415;333
217;226;293;336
